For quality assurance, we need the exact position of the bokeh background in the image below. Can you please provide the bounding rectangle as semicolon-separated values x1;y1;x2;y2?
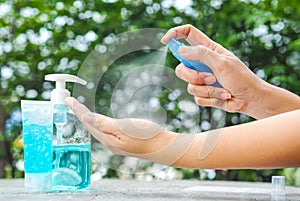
0;0;300;185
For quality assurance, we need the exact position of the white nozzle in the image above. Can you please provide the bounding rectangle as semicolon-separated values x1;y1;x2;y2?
45;74;87;104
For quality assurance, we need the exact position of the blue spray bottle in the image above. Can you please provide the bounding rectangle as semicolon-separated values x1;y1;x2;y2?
45;74;91;191
166;38;223;88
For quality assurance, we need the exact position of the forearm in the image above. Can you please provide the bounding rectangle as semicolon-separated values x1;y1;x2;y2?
247;82;300;119
170;109;300;169
66;97;300;169
260;83;300;118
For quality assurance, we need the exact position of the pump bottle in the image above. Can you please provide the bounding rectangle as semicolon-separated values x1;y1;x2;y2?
45;74;90;191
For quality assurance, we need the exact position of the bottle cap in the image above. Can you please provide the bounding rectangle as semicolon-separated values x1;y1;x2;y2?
45;74;87;104
271;176;285;196
166;38;184;63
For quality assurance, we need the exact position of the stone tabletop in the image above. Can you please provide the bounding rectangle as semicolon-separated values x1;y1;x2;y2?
1;179;300;201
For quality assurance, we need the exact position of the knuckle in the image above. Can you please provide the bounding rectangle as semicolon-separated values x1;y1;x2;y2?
215;43;224;51
97;117;105;131
233;100;248;113
219;56;227;66
185;24;194;30
187;84;194;95
196;45;203;53
216;56;229;73
207;87;215;98
191;71;202;84
195;73;205;84
194;97;205;106
196;45;205;56
211;42;221;51
168;28;176;36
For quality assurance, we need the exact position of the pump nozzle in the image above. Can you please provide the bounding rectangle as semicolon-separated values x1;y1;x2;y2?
166;38;223;88
45;74;87;104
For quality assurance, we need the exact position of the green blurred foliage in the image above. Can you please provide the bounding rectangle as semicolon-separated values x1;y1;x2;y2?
0;0;299;185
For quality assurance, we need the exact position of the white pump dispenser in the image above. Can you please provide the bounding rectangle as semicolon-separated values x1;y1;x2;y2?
45;74;87;104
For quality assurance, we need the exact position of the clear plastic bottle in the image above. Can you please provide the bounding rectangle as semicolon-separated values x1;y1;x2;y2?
45;74;90;191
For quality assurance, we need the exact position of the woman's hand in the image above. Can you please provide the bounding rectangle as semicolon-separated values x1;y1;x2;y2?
161;24;270;119
65;98;300;169
65;97;177;159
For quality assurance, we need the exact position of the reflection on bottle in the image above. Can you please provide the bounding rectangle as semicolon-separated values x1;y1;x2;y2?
52;144;91;191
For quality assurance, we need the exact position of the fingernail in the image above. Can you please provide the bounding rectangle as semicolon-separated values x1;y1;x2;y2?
221;93;231;100
204;76;216;84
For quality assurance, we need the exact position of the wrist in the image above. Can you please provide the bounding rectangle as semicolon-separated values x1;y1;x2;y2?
145;129;177;154
245;81;300;119
243;79;272;119
265;84;300;116
255;82;277;119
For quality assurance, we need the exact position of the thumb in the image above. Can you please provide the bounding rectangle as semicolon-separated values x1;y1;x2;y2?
178;45;221;73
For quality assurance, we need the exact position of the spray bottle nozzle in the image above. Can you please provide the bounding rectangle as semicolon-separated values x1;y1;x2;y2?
45;74;87;104
166;38;181;53
166;38;223;88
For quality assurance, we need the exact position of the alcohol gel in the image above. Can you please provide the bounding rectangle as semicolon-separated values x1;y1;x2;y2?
21;100;54;192
166;38;223;88
45;74;90;191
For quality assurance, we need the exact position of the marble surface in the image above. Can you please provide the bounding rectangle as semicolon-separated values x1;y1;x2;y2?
0;179;299;201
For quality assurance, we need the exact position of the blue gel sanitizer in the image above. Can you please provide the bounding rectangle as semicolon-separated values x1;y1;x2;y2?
166;38;222;88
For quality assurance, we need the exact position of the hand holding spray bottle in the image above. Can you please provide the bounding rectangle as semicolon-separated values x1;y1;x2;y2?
166;38;223;88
